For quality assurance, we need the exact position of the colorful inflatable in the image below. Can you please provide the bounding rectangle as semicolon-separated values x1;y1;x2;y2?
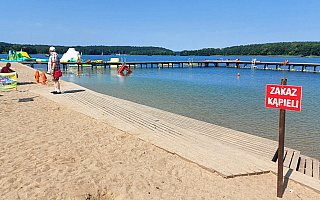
117;65;133;75
2;50;37;62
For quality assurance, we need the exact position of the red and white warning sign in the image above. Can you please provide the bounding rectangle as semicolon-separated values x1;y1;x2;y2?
266;84;302;111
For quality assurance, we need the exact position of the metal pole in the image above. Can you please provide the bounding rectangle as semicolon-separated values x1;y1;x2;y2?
277;78;287;198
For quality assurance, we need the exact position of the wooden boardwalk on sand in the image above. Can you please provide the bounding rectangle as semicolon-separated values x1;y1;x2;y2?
30;82;320;192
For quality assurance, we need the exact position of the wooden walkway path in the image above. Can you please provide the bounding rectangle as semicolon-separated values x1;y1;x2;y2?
30;82;320;192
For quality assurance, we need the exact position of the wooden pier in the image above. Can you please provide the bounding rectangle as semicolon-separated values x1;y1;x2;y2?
21;60;320;72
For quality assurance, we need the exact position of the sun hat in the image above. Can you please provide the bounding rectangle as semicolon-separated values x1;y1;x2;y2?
49;46;56;51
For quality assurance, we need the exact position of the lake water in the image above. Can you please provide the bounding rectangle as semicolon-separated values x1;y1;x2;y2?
2;54;319;159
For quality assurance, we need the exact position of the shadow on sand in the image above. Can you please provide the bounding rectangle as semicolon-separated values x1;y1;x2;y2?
63;89;86;94
18;82;36;86
282;168;294;195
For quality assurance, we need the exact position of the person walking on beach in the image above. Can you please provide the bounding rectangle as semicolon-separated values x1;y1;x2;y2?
48;46;61;94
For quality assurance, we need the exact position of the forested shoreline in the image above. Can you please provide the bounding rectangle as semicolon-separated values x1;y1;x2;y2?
1;41;320;56
0;42;175;56
180;42;320;57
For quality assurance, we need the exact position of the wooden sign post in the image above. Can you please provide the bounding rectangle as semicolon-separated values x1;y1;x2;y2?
265;78;302;198
277;78;286;198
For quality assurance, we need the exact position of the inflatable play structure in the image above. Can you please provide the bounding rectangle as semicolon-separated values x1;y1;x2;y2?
35;58;49;62
1;50;37;62
68;63;93;67
110;58;120;68
95;60;105;66
60;48;82;62
117;65;133;76
60;48;92;67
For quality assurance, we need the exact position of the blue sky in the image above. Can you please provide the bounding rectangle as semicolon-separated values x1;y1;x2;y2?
1;0;319;51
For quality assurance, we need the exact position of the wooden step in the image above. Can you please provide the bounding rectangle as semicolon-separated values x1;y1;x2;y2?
314;160;319;180
290;150;300;171
297;155;320;180
275;149;300;170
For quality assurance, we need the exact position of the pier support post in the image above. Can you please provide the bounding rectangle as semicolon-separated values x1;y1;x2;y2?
277;78;287;198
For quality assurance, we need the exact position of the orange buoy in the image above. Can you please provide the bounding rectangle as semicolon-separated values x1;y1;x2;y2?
41;71;47;85
237;73;240;77
35;70;40;83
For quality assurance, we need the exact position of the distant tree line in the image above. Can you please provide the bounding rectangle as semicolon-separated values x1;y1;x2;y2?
2;41;320;56
0;42;176;56
180;42;320;56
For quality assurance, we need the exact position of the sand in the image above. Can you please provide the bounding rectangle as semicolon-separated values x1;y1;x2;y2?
0;63;319;199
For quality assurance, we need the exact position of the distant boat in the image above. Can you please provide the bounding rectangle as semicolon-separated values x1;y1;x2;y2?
101;52;103;55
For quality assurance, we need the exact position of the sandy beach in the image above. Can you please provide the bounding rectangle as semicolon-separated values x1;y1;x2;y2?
0;63;319;199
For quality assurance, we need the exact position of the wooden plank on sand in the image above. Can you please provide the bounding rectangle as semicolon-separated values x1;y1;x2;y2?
313;159;319;179
305;158;313;177
298;156;305;173
290;151;300;171
284;149;293;168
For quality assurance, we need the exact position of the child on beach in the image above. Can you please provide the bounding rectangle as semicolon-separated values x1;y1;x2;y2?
1;63;18;77
1;63;14;73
